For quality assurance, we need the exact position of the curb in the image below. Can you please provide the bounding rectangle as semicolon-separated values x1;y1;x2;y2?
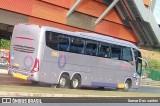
140;85;160;88
0;91;114;97
141;79;160;87
0;69;8;74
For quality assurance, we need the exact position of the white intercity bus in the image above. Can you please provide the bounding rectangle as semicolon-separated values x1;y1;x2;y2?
8;23;146;91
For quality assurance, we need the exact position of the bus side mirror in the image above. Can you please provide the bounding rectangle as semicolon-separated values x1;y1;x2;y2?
138;57;148;69
144;62;147;69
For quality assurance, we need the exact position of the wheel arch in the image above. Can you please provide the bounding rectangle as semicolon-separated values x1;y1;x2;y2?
124;78;132;88
71;73;81;80
57;72;70;88
58;72;70;82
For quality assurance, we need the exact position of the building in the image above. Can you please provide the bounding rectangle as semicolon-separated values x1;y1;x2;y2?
0;0;159;47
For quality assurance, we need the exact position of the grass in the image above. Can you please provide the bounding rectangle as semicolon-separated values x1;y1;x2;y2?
0;85;160;97
0;65;7;69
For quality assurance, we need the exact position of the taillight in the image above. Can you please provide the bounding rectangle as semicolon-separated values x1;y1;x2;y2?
15;23;19;26
31;58;39;73
8;53;11;72
8;53;10;64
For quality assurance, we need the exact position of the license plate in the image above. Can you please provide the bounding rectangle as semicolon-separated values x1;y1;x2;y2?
13;73;28;80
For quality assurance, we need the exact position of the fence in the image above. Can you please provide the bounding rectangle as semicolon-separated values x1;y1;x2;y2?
147;70;160;81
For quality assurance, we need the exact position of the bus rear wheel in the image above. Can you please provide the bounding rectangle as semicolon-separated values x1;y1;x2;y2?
57;73;70;88
71;74;81;89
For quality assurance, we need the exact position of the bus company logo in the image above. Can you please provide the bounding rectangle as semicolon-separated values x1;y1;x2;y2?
52;51;59;57
58;54;66;68
23;55;34;68
2;98;11;103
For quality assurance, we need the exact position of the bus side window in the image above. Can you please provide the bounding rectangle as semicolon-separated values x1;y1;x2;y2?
69;37;85;54
111;45;121;60
46;31;59;50
85;41;98;56
98;43;110;58
121;47;133;62
58;35;70;51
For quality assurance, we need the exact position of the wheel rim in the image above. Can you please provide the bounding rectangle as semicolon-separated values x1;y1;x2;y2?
124;82;129;90
72;79;79;88
59;77;66;87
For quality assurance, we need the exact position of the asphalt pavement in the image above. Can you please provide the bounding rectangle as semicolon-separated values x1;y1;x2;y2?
130;86;160;93
0;67;160;94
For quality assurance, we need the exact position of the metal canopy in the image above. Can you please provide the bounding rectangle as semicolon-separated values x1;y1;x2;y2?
95;0;119;25
104;0;160;47
67;0;160;47
68;0;119;24
66;0;83;18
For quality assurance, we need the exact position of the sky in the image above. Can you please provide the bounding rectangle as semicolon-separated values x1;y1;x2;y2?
153;0;160;24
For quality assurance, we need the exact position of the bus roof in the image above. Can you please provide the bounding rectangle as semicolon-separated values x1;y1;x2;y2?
42;26;139;50
17;24;139;50
75;32;139;50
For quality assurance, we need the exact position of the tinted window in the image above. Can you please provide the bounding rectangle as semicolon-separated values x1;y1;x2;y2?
111;45;121;59
46;31;69;51
69;37;84;53
58;35;69;51
46;31;59;50
85;41;98;56
122;47;133;62
98;43;110;58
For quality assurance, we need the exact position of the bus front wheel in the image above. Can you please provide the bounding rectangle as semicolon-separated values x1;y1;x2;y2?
57;73;70;88
71;74;81;89
31;81;39;85
123;80;131;92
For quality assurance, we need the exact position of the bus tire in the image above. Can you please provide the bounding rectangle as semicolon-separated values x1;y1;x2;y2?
123;80;131;92
31;81;39;85
57;73;70;88
71;74;81;89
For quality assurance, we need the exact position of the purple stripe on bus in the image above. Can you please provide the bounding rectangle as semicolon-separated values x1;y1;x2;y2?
91;82;117;89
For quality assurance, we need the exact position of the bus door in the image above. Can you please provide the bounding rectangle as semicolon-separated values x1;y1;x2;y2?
132;49;143;88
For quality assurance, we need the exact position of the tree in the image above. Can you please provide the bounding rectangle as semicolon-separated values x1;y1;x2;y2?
0;38;10;50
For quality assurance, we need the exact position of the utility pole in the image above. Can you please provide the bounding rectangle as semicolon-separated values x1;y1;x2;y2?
148;0;157;22
150;0;157;13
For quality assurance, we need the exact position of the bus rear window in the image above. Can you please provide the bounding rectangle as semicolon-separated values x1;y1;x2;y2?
46;31;59;50
46;31;69;51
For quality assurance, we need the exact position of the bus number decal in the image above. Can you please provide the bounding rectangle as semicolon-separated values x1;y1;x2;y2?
14;63;20;67
52;51;59;57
